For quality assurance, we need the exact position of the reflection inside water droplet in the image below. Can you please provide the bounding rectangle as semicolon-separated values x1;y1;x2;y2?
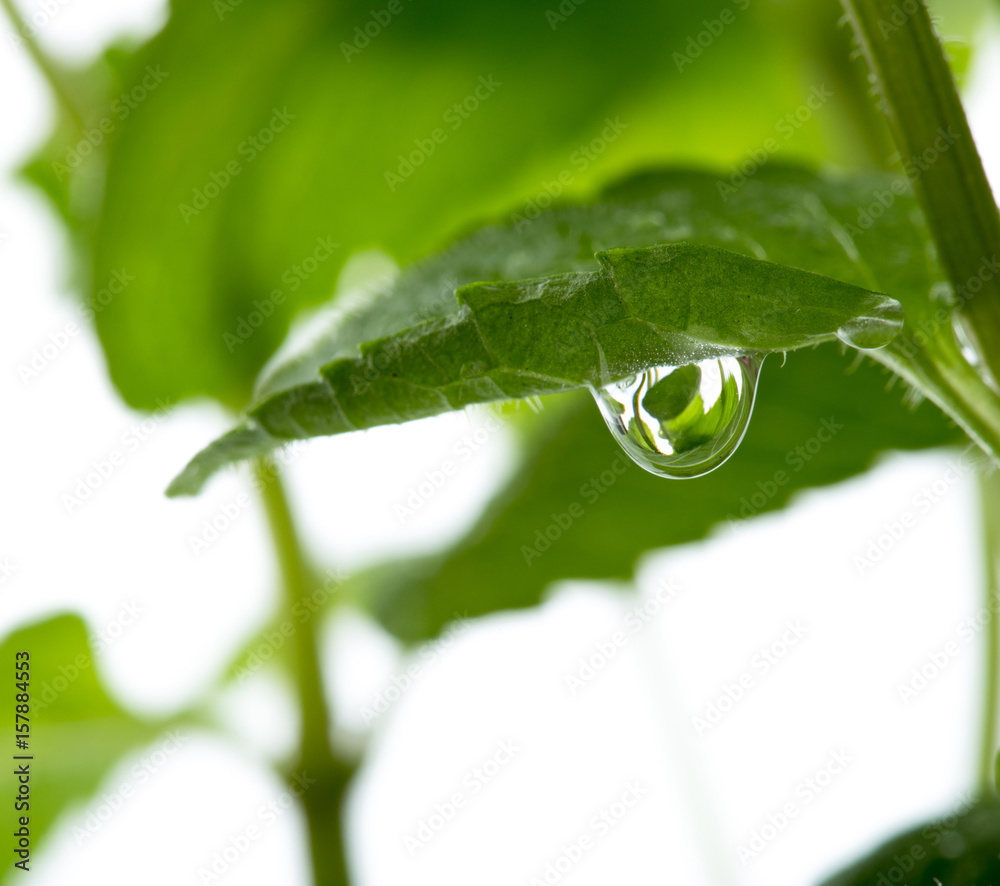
835;300;904;350
589;354;764;479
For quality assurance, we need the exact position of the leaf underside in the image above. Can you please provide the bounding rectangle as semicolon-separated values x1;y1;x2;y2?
169;165;933;496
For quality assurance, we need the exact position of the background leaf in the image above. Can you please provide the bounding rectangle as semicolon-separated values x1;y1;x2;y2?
0;615;168;867
819;800;1000;885
74;0;897;410
362;342;964;641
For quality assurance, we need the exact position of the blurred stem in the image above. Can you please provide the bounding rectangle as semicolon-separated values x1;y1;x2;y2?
840;0;1000;386
978;468;1000;793
257;462;352;886
0;0;85;130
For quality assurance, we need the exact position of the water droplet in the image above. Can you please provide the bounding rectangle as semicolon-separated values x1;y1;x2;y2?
952;311;980;366
835;300;904;350
590;354;764;479
952;311;1000;392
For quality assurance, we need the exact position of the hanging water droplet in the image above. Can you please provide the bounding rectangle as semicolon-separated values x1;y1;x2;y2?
835;300;904;350
590;354;764;479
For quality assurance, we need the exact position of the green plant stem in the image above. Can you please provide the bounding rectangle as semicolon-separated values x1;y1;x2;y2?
0;0;85;130
840;0;1000;385
978;469;1000;793
256;462;352;885
841;0;1000;794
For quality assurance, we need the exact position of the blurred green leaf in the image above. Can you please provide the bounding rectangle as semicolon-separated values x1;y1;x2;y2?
819;799;1000;885
75;0;890;410
20;47;126;245
0;615;164;870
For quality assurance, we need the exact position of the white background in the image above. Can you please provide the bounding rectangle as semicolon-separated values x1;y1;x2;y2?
2;1;1000;884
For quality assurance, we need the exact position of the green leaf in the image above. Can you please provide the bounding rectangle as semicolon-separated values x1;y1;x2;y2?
819;799;1000;885
252;242;893;429
365;342;963;641
170;165;932;496
0;615;165;863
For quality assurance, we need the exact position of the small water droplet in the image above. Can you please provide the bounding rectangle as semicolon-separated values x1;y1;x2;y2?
930;281;955;305
952;310;1000;392
835;300;904;350
590;354;764;479
952;311;981;366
